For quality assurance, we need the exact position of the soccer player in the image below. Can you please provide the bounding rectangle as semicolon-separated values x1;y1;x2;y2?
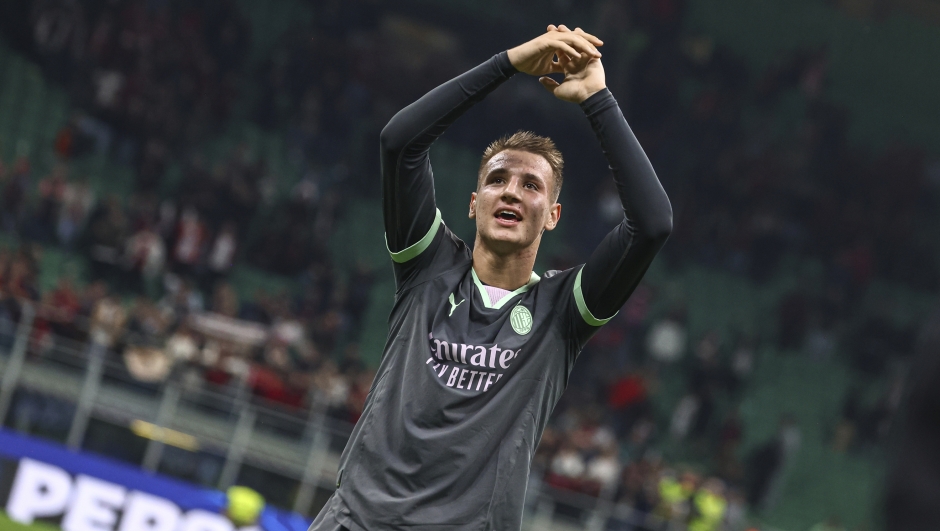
311;25;672;530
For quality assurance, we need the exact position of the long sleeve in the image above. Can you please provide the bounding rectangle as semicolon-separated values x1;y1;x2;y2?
381;52;517;256
577;89;672;323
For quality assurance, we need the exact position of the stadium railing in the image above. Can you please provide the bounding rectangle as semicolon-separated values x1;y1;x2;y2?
0;300;718;530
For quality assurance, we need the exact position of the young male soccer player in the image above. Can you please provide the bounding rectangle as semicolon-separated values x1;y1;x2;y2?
311;25;672;530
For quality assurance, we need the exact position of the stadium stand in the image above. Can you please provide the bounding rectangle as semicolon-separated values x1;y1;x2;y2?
0;0;938;529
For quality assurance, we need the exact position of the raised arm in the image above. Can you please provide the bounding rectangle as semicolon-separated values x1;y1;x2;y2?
536;26;671;323
381;54;516;255
577;88;672;322
381;27;604;256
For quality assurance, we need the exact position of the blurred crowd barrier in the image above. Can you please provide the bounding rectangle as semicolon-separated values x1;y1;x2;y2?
2;302;770;531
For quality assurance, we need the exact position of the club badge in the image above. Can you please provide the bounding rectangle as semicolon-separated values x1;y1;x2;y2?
510;305;533;335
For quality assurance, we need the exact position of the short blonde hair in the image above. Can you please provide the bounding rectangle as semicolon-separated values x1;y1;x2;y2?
478;131;564;202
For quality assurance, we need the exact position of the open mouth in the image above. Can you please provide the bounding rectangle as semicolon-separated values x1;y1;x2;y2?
495;209;522;225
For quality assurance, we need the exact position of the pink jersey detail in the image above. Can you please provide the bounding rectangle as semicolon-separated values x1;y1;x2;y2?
483;285;512;306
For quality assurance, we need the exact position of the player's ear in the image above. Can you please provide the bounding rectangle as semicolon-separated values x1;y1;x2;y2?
544;202;561;231
469;192;477;219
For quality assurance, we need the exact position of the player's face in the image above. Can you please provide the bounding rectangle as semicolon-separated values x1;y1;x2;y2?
470;149;561;255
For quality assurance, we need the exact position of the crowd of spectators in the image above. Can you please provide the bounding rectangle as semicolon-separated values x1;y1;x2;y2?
1;0;250;189
0;138;375;427
1;0;937;529
444;0;930;528
534;407;749;531
1;241;376;432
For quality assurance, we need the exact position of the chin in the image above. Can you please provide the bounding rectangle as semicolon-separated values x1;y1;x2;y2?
480;229;536;254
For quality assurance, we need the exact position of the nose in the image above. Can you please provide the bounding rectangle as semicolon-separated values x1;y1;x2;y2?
501;176;523;202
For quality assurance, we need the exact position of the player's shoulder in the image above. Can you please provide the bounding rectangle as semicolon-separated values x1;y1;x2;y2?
532;265;582;296
541;269;568;280
540;265;581;281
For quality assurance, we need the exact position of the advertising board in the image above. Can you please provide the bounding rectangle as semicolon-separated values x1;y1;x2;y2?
0;429;311;531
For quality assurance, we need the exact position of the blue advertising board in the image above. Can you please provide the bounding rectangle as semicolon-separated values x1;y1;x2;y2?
0;428;311;531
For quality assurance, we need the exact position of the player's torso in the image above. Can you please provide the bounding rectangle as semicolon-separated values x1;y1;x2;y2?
422;268;547;395
336;263;577;527
383;264;580;415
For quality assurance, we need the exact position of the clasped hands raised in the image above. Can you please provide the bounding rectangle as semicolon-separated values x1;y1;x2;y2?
507;25;606;104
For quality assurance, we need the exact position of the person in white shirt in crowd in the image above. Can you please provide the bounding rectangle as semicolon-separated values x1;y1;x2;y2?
204;220;239;292
646;308;687;364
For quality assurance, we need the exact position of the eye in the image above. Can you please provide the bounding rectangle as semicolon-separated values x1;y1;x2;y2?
525;182;538;190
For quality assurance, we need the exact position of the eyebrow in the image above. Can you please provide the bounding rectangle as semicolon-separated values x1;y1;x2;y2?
485;167;548;186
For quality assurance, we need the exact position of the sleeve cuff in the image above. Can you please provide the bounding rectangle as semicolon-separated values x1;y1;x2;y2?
496;51;519;77
573;267;616;326
580;88;618;118
386;209;442;263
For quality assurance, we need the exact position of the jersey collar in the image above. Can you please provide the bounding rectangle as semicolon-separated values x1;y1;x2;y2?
470;268;541;310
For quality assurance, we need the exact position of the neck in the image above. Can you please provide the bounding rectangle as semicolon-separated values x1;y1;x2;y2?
471;236;539;290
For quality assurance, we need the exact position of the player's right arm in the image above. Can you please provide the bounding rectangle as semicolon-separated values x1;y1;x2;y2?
381;29;602;268
380;56;515;264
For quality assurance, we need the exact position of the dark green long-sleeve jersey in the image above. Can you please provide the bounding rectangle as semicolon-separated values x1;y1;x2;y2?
311;51;672;531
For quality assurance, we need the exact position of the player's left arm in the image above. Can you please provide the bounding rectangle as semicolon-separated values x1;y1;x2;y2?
541;26;673;325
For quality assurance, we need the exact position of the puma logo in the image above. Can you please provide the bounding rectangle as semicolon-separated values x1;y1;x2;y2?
448;293;465;316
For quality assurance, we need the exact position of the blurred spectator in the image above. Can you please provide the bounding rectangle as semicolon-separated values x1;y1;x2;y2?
54;113;96;159
715;409;744;481
249;342;294;405
690;332;723;397
345;369;374;424
670;393;701;441
312;360;350;419
172;207;208;279
549;442;587;490
210;283;240;319
165;322;199;365
126;297;169;345
646;309;687;364
30;164;68;242
833;387;861;453
586;442;622;494
338;343;364;375
57;175;96;248
656;470;697;523
203;221;238;291
688;477;727;531
271;304;306;348
124;222;166;295
88;291;126;349
723;489;748;531
2;157;31;234
607;369;650;437
4;248;40;302
123;344;172;383
159;278;204;318
43;276;82;340
87;196;129;282
746;415;802;512
728;335;756;397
